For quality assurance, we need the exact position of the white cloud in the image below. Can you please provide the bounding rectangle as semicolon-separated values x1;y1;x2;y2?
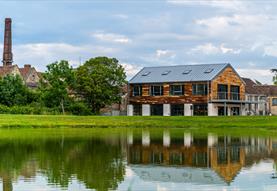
263;42;277;57
12;43;119;72
121;62;142;78
156;49;176;58
188;43;240;55
91;32;131;44
113;14;129;19
237;68;273;84
167;0;246;11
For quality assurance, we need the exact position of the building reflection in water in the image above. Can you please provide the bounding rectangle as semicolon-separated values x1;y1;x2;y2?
127;130;276;185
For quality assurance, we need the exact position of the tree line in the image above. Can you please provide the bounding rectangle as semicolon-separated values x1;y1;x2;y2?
0;57;126;115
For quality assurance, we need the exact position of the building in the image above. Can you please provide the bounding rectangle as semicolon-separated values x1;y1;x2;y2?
0;18;41;88
127;63;247;116
243;78;277;115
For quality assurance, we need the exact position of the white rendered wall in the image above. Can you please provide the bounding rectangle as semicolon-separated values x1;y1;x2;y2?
208;103;218;116
163;104;170;116
142;104;150;116
127;104;133;116
184;104;193;116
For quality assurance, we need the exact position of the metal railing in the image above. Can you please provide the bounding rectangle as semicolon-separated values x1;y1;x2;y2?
216;92;240;100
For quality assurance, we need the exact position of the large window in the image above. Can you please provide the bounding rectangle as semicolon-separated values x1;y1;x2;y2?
231;85;240;100
192;84;207;95
273;98;277;106
133;85;142;96
170;85;184;95
150;104;163;116
133;104;142;116
150;85;163;96
193;104;208;116
171;104;184;116
218;84;228;99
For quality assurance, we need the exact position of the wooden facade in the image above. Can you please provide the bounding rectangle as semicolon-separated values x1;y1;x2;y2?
129;66;245;105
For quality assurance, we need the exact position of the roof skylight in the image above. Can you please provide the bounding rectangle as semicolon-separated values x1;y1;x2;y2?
204;68;214;73
142;71;151;76
183;70;192;74
162;70;171;75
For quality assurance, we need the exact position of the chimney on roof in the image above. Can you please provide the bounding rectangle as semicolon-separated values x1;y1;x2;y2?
2;18;13;66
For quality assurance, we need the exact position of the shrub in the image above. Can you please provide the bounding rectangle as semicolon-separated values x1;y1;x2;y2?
68;102;91;115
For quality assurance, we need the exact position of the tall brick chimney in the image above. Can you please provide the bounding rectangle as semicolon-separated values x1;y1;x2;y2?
2;18;13;66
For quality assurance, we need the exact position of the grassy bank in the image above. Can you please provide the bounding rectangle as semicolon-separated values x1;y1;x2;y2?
0;114;276;128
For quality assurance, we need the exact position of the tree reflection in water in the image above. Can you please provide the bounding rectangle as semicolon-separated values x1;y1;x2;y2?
0;137;125;191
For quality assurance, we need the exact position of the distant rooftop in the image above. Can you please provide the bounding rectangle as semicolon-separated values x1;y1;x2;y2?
129;63;231;84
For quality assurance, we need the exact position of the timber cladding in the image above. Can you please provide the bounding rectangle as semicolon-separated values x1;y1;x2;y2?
129;82;208;104
129;66;245;105
210;66;245;100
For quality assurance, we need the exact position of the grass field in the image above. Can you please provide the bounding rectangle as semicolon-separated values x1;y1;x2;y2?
0;114;276;128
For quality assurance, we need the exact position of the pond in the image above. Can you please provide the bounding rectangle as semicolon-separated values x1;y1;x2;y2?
0;128;276;191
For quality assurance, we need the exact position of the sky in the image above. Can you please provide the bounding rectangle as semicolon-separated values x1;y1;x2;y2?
0;0;277;84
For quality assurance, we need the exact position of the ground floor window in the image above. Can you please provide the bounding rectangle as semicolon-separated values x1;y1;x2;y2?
150;104;163;116
218;106;228;116
231;107;240;116
193;104;207;116
133;104;142;116
171;104;184;116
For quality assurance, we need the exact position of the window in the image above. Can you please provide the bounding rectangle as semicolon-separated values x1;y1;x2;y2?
162;70;171;75
169;153;184;165
151;152;163;164
217;147;228;164
151;104;163;116
150;85;163;96
133;85;142;96
231;85;240;100
183;70;192;74
133;104;142;116
204;68;214;73
218;84;228;99
192;84;207;95
142;71;151;76
272;98;277;106
171;104;184;116
193;104;208;116
170;85;184;95
192;152;207;167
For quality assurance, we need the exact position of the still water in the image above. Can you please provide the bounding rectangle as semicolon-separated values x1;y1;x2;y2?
0;128;277;191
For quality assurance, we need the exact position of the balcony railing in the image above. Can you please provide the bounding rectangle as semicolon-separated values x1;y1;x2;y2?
216;92;240;100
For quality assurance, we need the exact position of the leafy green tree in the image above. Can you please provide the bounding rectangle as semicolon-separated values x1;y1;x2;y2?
0;75;35;106
76;57;126;114
40;60;75;114
271;69;277;85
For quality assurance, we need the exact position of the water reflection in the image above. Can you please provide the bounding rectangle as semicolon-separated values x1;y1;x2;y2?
127;130;277;187
0;129;276;190
0;137;125;191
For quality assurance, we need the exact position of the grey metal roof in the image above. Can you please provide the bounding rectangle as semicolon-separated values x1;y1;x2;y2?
129;63;230;84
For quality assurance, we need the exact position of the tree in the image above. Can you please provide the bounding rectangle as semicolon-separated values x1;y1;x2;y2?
40;60;75;114
76;57;126;114
271;69;277;85
0;75;35;106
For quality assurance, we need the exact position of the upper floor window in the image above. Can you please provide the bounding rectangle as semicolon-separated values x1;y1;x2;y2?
192;84;207;95
150;85;163;96
273;98;277;106
133;85;142;96
170;85;184;95
218;84;228;100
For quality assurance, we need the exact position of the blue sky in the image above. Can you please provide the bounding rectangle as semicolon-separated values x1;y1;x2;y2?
0;0;276;84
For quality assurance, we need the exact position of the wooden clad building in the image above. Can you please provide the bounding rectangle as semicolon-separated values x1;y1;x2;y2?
127;63;246;116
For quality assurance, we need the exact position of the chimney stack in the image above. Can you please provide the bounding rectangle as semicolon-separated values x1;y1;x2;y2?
2;18;13;66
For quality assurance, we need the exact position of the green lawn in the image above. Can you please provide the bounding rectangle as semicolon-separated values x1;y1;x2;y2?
0;114;276;128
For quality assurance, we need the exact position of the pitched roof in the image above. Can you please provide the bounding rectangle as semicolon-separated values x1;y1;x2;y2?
242;77;277;96
129;63;230;84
